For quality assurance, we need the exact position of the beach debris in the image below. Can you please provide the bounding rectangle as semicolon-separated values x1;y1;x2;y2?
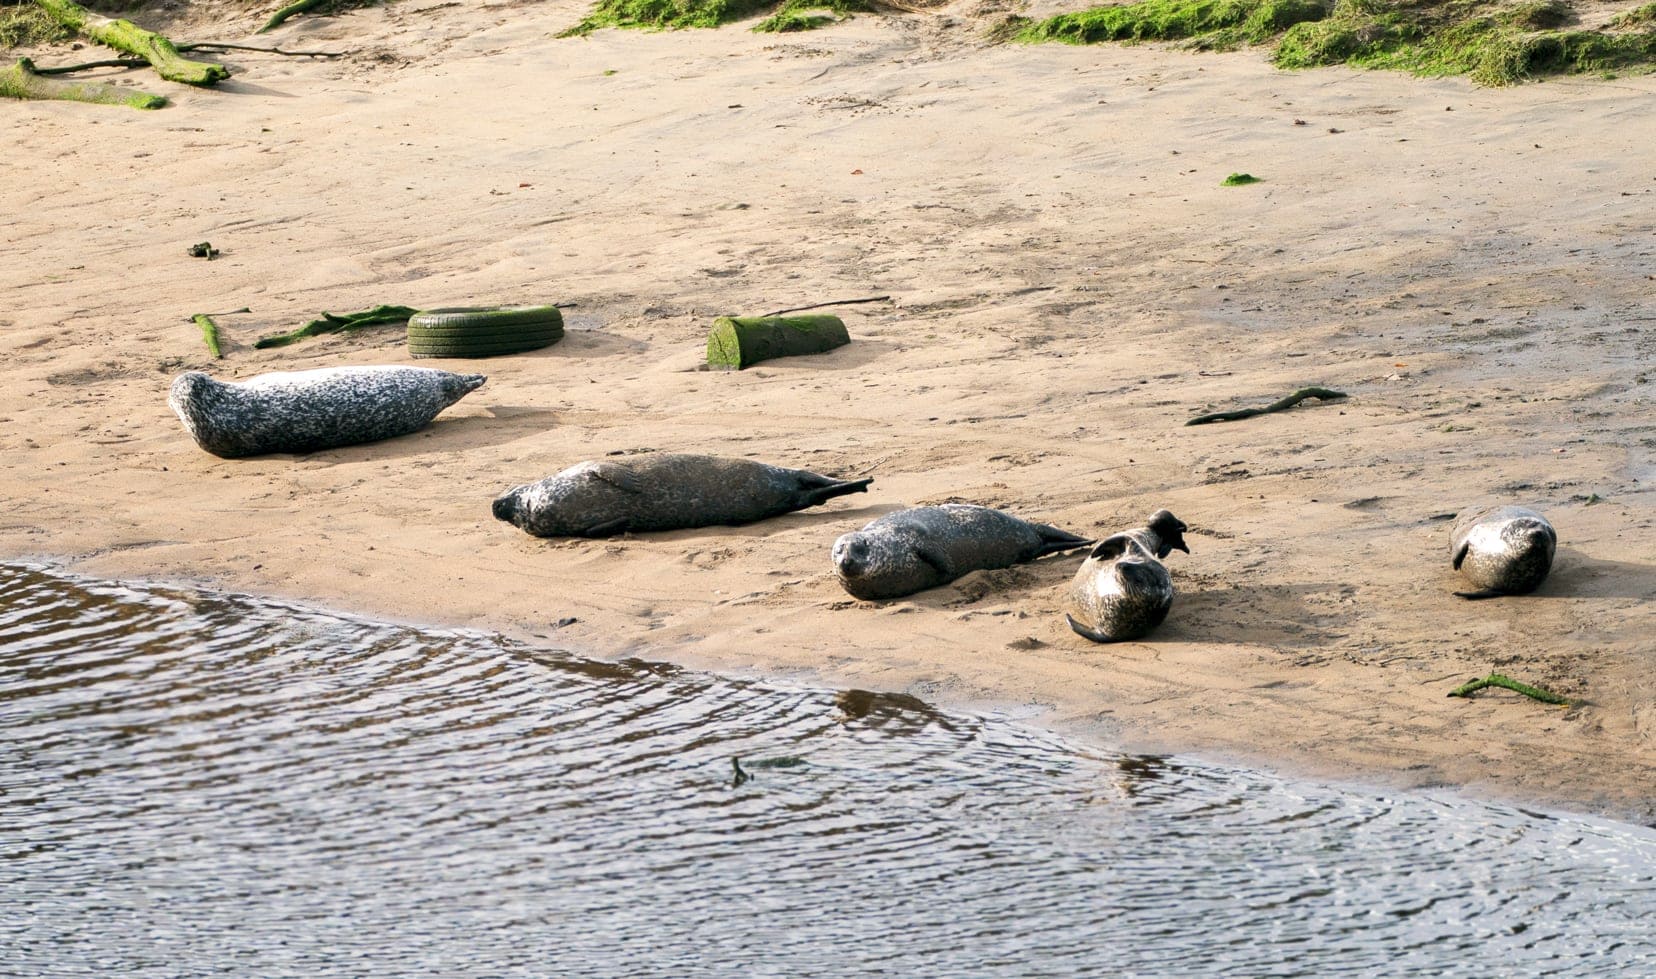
0;56;165;108
191;314;224;359
259;0;337;33
1447;673;1569;705
253;304;420;349
731;755;807;786
1222;172;1262;186
762;295;891;317
34;0;229;86
187;241;219;259
407;306;565;360
1185;386;1346;426
706;314;850;369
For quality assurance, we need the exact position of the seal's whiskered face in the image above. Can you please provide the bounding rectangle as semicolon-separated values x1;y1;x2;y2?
491;487;525;524
832;533;919;599
831;534;872;577
1147;509;1190;556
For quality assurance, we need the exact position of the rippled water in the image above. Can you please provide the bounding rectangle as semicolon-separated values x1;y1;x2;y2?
2;563;1653;976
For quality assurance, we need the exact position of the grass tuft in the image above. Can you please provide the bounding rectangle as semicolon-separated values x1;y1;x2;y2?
561;0;867;34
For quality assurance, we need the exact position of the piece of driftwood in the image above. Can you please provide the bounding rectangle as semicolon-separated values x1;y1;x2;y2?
1186;387;1347;426
33;0;230;86
0;56;165;108
762;295;890;317
706;314;850;370
253;304;419;349
192;314;224;358
259;0;333;33
1447;673;1569;705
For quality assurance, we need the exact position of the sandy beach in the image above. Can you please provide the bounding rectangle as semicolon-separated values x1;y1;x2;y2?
3;1;1653;819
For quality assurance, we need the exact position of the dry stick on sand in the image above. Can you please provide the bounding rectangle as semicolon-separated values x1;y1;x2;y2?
1447;673;1571;705
1185;386;1347;426
762;295;891;317
1;57;165;108
33;0;230;86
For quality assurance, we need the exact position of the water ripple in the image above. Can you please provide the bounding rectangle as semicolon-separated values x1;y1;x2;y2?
1;563;1652;977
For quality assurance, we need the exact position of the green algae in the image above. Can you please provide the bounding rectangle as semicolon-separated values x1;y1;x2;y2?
0;4;72;48
1221;172;1262;185
561;0;867;35
1018;0;1656;85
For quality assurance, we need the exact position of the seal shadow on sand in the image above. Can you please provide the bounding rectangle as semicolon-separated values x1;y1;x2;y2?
1511;548;1656;601
577;502;899;544
269;408;561;463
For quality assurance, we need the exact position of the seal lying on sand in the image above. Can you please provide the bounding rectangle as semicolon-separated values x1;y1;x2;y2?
169;366;485;458
1066;510;1189;643
493;454;872;538
1451;505;1556;599
832;504;1091;600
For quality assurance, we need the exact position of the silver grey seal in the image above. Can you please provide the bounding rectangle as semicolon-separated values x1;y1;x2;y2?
832;503;1091;601
493;454;872;538
169;365;485;459
1450;505;1556;599
1066;510;1189;643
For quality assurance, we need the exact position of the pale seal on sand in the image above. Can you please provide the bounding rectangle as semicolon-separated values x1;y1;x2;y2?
831;503;1091;601
169;366;485;458
492;454;872;538
1066;510;1189;643
1450;505;1556;599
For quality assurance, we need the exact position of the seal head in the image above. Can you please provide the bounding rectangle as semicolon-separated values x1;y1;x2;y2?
1451;505;1556;599
1065;512;1184;643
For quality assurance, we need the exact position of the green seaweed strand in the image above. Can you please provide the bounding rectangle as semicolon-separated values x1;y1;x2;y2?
253;304;419;349
1447;673;1570;705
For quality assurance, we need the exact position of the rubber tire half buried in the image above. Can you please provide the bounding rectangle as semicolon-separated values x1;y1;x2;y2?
408;306;564;359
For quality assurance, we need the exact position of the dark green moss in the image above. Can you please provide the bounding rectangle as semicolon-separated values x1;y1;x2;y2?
0;4;73;49
1017;0;1328;48
562;0;865;34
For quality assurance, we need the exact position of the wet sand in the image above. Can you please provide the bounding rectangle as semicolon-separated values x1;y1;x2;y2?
2;1;1653;819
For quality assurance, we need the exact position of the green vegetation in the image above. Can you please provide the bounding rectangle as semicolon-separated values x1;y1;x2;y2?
0;3;71;48
560;0;867;35
1018;0;1656;85
1221;172;1262;185
1017;0;1326;49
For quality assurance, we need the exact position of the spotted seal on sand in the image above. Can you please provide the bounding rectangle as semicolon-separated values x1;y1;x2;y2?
492;454;872;538
169;366;485;458
1451;505;1556;599
831;504;1091;601
1066;510;1189;643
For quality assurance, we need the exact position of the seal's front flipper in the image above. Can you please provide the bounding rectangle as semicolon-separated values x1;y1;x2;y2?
1066;614;1115;644
1451;541;1470;571
589;462;644;495
1454;588;1504;600
582;517;630;538
800;476;873;508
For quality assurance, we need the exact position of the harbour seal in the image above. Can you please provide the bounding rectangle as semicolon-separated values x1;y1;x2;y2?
492;454;872;538
1450;505;1556;599
169;366;485;458
831;504;1091;601
1065;510;1189;643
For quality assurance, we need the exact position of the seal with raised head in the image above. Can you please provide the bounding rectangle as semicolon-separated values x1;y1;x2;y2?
492;454;872;538
1065;510;1189;643
1450;505;1556;599
831;503;1091;601
169;365;485;459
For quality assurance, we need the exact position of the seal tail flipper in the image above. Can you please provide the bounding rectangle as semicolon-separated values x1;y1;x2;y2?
1066;614;1116;644
1031;524;1094;559
801;477;873;507
1454;589;1505;600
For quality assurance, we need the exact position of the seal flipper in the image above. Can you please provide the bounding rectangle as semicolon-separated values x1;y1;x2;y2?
798;476;873;508
582;517;630;538
1030;523;1094;560
1453;588;1505;600
1066;614;1116;644
1451;540;1470;571
588;462;645;495
914;541;952;579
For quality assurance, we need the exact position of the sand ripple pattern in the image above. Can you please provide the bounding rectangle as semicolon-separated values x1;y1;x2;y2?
2;564;1653;977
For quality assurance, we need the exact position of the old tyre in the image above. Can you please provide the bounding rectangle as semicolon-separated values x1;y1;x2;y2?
407;306;564;359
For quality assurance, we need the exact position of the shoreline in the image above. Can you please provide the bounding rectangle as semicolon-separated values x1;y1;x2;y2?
4;6;1652;822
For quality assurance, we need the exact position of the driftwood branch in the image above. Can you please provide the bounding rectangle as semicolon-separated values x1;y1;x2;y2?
33;58;147;75
1447;673;1570;705
33;0;230;86
1;57;165;108
259;0;333;33
253;304;419;349
1186;386;1347;426
178;41;346;57
762;295;891;317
